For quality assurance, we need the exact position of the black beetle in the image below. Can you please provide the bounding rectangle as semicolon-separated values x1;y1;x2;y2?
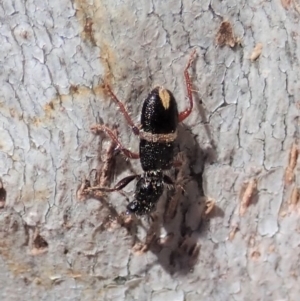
86;50;196;215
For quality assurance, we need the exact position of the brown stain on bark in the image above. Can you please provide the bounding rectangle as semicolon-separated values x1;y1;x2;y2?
74;0;123;86
41;0;133;123
42;84;104;121
216;21;237;48
284;142;299;186
41;0;122;121
281;0;292;9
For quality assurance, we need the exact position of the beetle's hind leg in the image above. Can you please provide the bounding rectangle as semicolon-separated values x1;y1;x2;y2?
164;152;190;223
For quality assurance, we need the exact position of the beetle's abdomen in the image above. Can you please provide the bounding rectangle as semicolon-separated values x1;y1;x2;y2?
141;87;178;134
140;140;174;171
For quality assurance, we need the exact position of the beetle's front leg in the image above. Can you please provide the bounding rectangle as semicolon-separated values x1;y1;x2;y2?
178;49;197;123
104;84;140;136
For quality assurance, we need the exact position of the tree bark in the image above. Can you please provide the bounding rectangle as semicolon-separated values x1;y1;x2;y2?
0;0;299;300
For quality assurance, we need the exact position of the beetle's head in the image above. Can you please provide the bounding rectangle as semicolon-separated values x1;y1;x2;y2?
126;171;164;215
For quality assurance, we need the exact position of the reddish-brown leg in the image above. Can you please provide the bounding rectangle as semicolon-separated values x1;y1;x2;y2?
104;84;140;135
178;49;197;122
91;124;140;159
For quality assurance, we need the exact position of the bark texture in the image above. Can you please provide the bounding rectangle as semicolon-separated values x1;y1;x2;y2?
0;0;299;300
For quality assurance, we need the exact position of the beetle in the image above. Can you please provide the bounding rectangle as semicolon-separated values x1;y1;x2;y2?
85;50;197;215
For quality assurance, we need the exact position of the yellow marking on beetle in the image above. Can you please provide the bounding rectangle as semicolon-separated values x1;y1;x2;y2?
140;130;177;143
159;88;170;110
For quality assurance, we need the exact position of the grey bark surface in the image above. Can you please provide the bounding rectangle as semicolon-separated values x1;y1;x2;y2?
0;0;299;300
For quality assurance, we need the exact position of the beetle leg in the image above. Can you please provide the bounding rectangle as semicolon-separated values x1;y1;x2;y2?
163;175;174;185
104;84;140;136
178;49;196;122
164;185;182;223
91;124;140;159
85;174;138;193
